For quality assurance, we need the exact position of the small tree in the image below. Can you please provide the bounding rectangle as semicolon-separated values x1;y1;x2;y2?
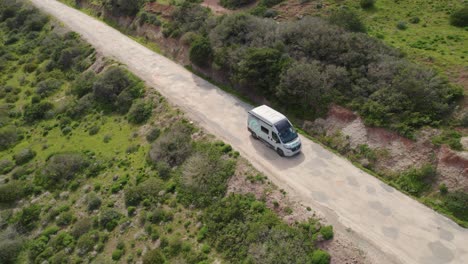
128;100;152;124
360;0;375;9
450;6;468;27
329;9;366;32
189;36;213;67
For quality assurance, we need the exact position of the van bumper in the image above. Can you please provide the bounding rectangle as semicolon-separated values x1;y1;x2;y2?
284;146;301;157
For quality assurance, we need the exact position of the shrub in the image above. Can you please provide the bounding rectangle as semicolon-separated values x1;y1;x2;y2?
99;209;122;231
235;47;288;94
220;0;255;9
360;0;375;9
0;158;14;174
127;206;136;216
396;21;407;30
104;0;143;16
450;6;468;27
0;236;23;264
23;101;54;122
71;71;96;98
92;66;143;110
88;125;100;135
13;204;41;233
71;218;92;238
124;177;164;206
320;225;334;240
409;16;420;24
148;122;193;167
189;36;213;67
445;191;468;220
394;165;436;196
432;130;463;151
112;249;124;260
49;231;74;251
35;78;63;97
146;127;160;142
13;148;36;165
439;184;448;195
36;153;89;189
179;144;236;207
56;211;73;226
0;182;24;204
128;99;152;124
0;125;21;150
143;249;166;264
86;192;102;211
329;9;366;32
260;0;282;7
311;249;330;264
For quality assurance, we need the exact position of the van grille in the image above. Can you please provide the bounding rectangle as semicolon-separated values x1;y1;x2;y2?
291;143;301;152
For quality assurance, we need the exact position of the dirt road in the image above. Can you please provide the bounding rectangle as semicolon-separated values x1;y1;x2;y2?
30;1;468;263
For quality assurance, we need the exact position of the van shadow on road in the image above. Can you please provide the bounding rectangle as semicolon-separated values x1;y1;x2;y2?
248;136;305;170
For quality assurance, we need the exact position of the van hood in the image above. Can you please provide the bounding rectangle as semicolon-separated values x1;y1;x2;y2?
284;137;301;149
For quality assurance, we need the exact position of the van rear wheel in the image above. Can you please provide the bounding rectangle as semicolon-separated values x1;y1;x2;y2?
276;148;284;157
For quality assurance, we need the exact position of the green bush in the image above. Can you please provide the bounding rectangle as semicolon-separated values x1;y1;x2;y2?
112;249;124;260
189;36;213;67
86;192;102;211
92;66;143;112
104;0;143;16
0;230;23;264
220;0;255;9
56;211;73;227
432;130;463;151
23;101;54;122
179;144;236;207
128;99;152;124
396;21;407;30
148;122;193;167
235;47;288;94
99;209;122;231
75;230;98;255
445;191;468;220
320;225;334;240
71;218;92;238
0;182;24;204
124;177;164;206
13;204;41;233
35;152;89;189
394;165;436;196
0;125;21;150
0;158;14;174
13;148;36;165
143;249;166;264
329;8;366;32
360;0;375;9
35;78;63;97
311;249;330;264
450;6;468;27
260;0;282;7
71;71;96;98
204;194;319;263
146;127;160;142
49;231;75;251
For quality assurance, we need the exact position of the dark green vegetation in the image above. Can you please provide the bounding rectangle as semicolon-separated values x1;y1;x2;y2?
450;6;468;27
162;4;463;138
0;1;332;263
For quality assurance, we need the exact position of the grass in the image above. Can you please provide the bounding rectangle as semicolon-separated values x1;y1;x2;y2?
321;0;467;78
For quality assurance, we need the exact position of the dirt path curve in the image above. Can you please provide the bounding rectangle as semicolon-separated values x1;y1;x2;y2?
30;1;468;263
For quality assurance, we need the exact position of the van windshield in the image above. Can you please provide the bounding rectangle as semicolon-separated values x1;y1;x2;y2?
275;120;298;143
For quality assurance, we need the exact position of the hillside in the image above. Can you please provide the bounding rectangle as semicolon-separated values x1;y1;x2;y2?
0;1;338;263
55;0;468;227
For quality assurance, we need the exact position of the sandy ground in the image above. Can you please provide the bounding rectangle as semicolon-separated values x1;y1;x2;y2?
30;1;468;263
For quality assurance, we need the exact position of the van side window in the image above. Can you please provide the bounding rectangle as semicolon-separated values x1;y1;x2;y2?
272;132;280;143
261;126;268;134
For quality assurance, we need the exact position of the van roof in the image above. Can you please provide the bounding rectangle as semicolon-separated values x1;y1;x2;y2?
249;105;286;125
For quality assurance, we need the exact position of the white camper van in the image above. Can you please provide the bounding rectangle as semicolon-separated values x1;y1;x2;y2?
248;105;301;157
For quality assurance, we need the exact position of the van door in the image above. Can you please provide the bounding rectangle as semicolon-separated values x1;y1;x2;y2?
271;131;281;147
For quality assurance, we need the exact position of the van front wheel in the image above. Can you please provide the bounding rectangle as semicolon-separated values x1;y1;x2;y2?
276;148;284;157
251;132;258;139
